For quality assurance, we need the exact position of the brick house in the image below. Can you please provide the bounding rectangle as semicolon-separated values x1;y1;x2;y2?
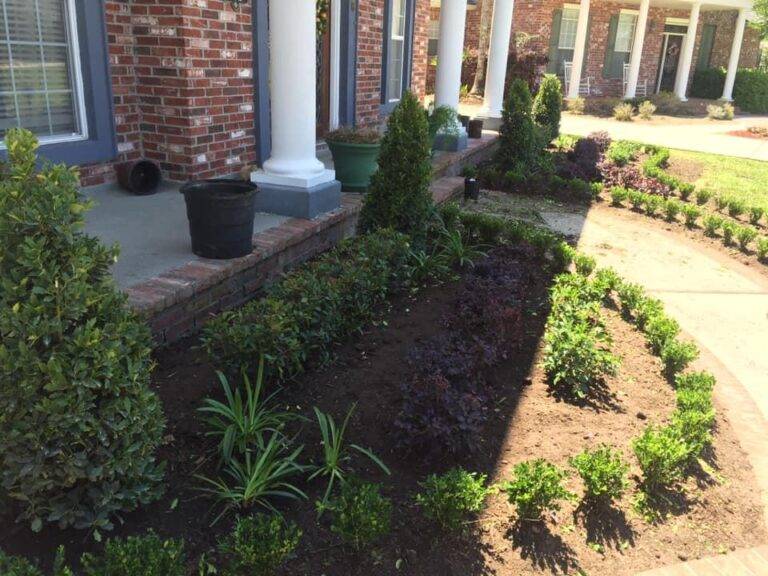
0;0;432;209
428;0;761;99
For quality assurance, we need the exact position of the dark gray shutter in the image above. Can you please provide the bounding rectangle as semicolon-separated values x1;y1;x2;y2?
603;14;619;79
548;9;563;74
697;24;716;70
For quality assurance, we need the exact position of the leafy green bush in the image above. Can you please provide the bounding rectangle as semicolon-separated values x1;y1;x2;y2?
644;314;681;354
502;459;573;520
757;237;768;261
676;370;716;394
218;514;301;576
610;186;629;206
695;189;713;205
643;194;663;217
691;68;725;99
638;100;657;120
632;425;690;490
497;78;538;171
416;468;488;531
532;74;563;140
663;198;681;222
327;479;392;550
81;532;186;576
727;197;747;218
749;206;765;225
707;103;734;120
0;129;165;532
703;214;724;237
613;102;634;121
660;339;699;377
0;550;45;576
678;183;695;201
733;68;768;114
359;91;433;243
574;253;597;277
722;221;737;245
568;96;586;114
570;445;629;502
681;204;701;228
202;230;415;378
606;140;642;166
714;195;729;212
736;225;758;251
628;189;645;210
672;408;715;459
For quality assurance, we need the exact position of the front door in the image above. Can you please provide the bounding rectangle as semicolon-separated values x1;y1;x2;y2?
657;35;684;92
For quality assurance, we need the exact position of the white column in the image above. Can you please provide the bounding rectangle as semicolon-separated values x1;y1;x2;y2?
435;0;468;110
624;0;650;99
722;8;748;101
258;0;333;188
674;2;701;101
567;0;590;100
480;0;515;118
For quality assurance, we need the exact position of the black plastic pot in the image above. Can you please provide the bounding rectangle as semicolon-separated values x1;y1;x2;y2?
464;177;481;201
467;119;484;139
458;114;471;128
116;160;162;195
180;179;258;259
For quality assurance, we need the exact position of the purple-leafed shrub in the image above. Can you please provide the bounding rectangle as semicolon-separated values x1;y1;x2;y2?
599;162;670;197
571;131;612;181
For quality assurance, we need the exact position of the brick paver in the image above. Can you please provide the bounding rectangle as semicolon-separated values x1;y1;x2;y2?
636;546;768;575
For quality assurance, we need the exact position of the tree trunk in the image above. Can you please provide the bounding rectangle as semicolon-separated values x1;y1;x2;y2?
470;0;494;95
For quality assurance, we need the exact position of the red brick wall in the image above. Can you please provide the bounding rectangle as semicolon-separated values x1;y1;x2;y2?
356;0;385;126
411;0;431;100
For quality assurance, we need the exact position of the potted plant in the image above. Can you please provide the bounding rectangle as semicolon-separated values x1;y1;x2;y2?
428;105;468;152
326;127;382;192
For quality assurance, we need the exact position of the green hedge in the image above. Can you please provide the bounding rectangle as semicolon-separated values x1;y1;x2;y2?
690;68;768;113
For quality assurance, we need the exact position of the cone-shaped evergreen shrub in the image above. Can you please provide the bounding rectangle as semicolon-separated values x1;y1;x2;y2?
532;74;562;141
0;129;165;532
496;78;538;172
358;91;433;244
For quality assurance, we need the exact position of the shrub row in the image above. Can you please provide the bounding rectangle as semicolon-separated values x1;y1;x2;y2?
691;68;768;114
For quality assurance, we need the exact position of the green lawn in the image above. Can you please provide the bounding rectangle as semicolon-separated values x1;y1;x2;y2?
669;149;768;213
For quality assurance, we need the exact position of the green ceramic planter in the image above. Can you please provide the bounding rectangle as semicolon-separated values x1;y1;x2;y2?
327;140;381;193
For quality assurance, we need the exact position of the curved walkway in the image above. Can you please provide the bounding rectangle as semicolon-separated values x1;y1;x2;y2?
542;206;768;574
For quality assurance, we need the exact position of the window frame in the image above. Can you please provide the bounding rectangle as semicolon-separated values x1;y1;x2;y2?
0;0;116;166
614;10;639;54
381;0;415;115
557;5;580;50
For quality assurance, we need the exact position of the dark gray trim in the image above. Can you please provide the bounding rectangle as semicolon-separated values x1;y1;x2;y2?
339;0;358;126
252;0;271;165
2;0;118;166
380;0;416;116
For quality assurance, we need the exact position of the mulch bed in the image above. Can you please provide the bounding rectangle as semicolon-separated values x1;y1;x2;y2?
0;245;764;575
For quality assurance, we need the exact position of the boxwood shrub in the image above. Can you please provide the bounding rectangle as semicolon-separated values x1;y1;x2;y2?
0;129;165;532
692;68;768;113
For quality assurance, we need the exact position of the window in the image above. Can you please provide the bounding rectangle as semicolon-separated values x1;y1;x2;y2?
614;12;638;53
386;0;407;102
0;0;87;145
558;6;579;50
428;17;439;57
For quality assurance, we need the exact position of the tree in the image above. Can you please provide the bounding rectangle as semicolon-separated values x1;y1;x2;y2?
470;0;495;95
496;78;538;171
358;92;434;245
532;74;563;140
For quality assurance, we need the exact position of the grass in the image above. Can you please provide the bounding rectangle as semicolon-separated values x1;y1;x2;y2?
668;150;768;213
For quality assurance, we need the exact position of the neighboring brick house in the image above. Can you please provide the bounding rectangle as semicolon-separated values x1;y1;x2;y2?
0;0;431;188
428;0;761;98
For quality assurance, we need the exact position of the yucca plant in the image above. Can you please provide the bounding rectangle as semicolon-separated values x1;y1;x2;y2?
439;227;487;269
199;356;295;465
198;433;306;523
310;405;390;510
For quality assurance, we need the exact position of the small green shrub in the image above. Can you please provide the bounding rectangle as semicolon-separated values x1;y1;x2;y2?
678;183;695;201
643;194;663;217
707;102;734;120
736;226;758;251
497;78;539;171
359;91;433;243
681;204;701;228
606;141;641;166
732;68;768;114
0;129;164;531
610;186;629;206
593;268;622;297
703;214;724;237
749;206;765;225
532;74;563;140
638;100;657;120
570;445;629;503
727;198;747;218
81;532;186;576
695;189;713;205
502;459;573;520
633;425;690;490
676;370;716;394
676;382;714;414
218;514;301;576
574;253;597;277
714;195;729;212
551;241;576;271
672;408;715;459
660;339;699;377
568;97;586;114
757;237;768;261
613;102;634;121
722;221;737;245
644;313;681;354
416;468;489;531
663;198;681;222
327;479;392;550
628;189;645;210
0;550;45;576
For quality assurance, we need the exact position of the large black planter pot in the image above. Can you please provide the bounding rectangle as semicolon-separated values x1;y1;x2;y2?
181;179;258;259
116;160;162;195
464;177;481;201
467;119;484;139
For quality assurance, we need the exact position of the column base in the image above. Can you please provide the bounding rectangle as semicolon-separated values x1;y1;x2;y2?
251;171;342;219
433;132;469;153
475;115;503;132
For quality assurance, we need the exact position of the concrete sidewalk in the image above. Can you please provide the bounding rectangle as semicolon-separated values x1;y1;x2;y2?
561;113;768;161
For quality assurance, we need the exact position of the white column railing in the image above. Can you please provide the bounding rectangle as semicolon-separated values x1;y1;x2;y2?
567;0;590;100
624;0;650;99
435;0;468;110
674;1;701;101
722;8;748;101
480;0;515;119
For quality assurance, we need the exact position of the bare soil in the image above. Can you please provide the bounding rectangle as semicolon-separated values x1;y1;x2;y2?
1;241;764;576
